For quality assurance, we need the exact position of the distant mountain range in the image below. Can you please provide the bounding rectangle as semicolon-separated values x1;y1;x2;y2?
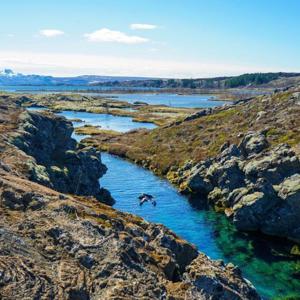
1;69;300;89
0;69;156;86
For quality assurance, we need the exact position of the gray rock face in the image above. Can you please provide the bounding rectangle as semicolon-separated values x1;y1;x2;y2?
260;174;300;242
184;254;259;300
278;174;300;202
186;169;213;194
244;144;300;185
233;185;280;231
11;110;114;205
183;108;213;122
174;131;300;243
238;131;269;157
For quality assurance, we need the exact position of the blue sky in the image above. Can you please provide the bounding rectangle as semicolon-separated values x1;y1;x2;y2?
1;0;299;77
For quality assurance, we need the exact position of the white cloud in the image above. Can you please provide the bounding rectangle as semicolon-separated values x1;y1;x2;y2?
39;29;64;37
130;23;157;30
149;48;159;52
84;28;148;44
0;50;291;78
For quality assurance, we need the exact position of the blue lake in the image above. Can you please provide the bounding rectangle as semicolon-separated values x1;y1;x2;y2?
2;85;230;108
103;93;228;108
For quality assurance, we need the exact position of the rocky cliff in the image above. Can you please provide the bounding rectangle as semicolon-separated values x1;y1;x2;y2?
0;102;114;205
0;97;260;299
171;132;300;244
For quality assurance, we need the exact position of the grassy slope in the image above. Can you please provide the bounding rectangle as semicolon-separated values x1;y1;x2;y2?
83;86;300;175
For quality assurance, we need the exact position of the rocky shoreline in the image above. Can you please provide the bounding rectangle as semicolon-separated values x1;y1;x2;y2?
0;97;260;298
169;132;300;245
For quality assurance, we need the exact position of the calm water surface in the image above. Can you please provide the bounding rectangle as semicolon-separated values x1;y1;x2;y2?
3;85;229;108
56;110;156;132
28;108;156;132
103;93;228;108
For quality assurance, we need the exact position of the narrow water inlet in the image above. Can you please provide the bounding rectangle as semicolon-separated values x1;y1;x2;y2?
100;152;300;299
27;106;300;299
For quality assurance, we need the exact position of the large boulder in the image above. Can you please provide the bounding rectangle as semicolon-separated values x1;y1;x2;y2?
207;158;245;191
184;254;260;300
261;174;300;242
184;169;213;195
232;180;280;231
233;193;275;231
243;144;300;185
11;110;115;205
238;131;268;157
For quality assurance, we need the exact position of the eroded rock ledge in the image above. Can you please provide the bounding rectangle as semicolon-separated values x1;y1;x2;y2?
0;172;260;299
170;131;300;244
0;102;114;205
0;97;260;299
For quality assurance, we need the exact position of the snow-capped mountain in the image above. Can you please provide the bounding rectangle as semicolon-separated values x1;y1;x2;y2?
0;69;155;86
0;69;21;77
0;69;54;85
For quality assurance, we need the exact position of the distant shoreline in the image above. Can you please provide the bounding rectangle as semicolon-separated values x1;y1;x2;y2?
0;86;273;101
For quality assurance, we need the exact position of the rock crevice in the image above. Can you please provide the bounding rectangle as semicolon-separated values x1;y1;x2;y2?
9;109;114;205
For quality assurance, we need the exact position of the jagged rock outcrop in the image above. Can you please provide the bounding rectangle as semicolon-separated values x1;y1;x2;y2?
0;103;114;205
0;97;260;299
171;131;300;243
0;171;260;299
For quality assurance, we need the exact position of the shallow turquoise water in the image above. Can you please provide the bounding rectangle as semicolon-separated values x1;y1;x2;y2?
101;152;222;257
103;93;228;108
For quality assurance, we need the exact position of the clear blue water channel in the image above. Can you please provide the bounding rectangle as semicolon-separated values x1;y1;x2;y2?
28;99;300;299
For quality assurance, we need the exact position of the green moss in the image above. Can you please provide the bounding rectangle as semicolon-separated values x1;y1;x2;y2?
266;128;281;137
204;108;238;122
276;131;300;147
